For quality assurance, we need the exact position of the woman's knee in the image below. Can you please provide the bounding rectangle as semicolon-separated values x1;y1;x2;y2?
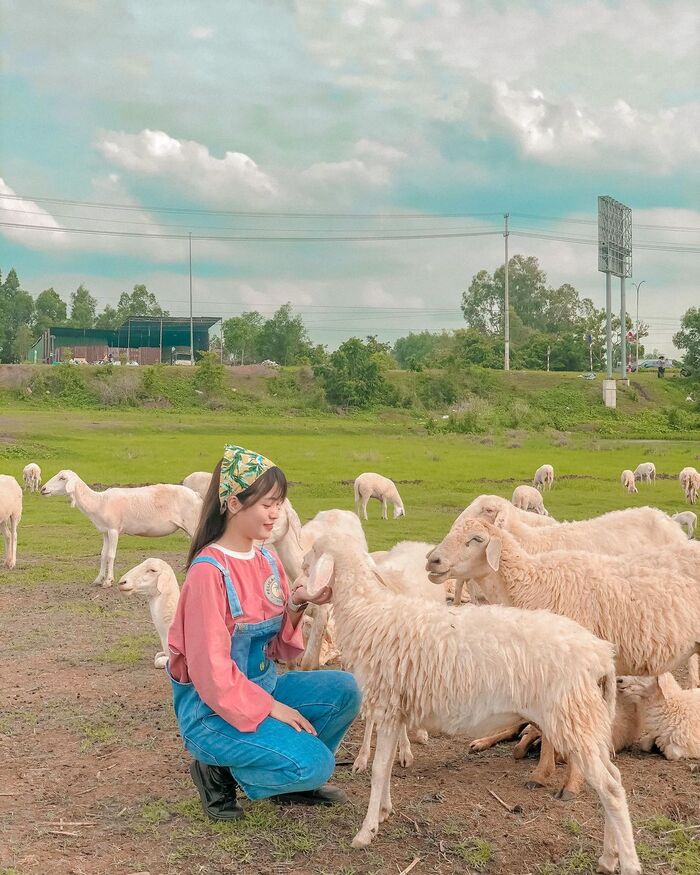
296;742;335;789
326;670;362;716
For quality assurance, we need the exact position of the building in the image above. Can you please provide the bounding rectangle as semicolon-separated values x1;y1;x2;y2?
29;316;221;364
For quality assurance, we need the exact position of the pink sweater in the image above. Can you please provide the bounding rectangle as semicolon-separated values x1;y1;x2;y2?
168;544;304;732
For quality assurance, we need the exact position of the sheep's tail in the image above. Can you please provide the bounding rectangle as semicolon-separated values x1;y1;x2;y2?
353;480;361;514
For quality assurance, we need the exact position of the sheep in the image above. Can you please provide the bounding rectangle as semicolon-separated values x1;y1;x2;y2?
118;558;180;668
182;471;212;500
22;463;42;492
426;519;700;796
302;536;641;873
41;470;203;587
620;469;637;494
512;484;549;515
672;511;697;539
0;475;22;569
354;472;405;520
686;471;700;505
617;674;700;760
679;466;699;503
633;461;656;484
532;463;554;491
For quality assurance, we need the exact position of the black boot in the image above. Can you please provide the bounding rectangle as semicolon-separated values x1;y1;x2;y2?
189;760;244;821
271;783;348;806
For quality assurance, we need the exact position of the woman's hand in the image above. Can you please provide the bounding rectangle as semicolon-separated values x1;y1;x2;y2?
269;700;317;734
292;583;332;606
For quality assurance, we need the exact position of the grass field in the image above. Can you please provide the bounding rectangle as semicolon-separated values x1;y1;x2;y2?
1;407;699;875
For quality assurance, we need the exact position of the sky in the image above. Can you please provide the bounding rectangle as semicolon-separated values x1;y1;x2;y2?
0;0;698;355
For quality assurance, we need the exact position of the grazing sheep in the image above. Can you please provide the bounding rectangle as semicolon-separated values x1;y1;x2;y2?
0;475;22;569
679;466;699;503
633;462;656;484
118;558;180;668
302;536;641;874
427;519;700;795
22;463;42;492
512;484;549;515
182;471;212;500
617;674;700;760
620;469;637;494
41;470;203;587
532;464;554;491
686;471;700;505
672;511;697;539
354;472;405;520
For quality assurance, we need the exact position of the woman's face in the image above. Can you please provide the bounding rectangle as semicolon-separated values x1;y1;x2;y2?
228;487;283;542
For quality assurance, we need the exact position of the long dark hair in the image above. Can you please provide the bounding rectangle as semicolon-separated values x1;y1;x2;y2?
186;460;288;568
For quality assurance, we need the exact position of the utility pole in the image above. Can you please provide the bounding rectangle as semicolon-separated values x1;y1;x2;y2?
620;276;627;378
632;280;646;372
605;271;613;379
188;232;194;364
504;213;510;371
546;345;551;372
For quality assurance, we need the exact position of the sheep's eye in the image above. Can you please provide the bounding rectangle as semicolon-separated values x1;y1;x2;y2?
467;535;484;545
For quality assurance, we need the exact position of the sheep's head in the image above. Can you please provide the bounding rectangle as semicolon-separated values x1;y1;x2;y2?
456;494;511;528
616;673;679;704
119;558;174;597
426;518;503;584
392;504;405;520
41;469;79;503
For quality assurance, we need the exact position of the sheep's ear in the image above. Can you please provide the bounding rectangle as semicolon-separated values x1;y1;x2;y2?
657;673;677;699
307;553;334;597
493;510;507;529
485;536;502;572
155;570;166;594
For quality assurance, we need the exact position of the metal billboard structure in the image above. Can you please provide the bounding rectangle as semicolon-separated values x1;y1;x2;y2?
598;197;632;391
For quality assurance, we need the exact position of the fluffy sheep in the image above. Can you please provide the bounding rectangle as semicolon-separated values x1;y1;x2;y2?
620;469;637;494
533;464;554;491
686;472;700;505
512;484;549;515
0;475;22;569
22;463;42;492
617;674;700;760
301;536;641;874
679;466;699;503
672;511;697;539
353;472;405;520
118;558;180;668
41;470;203;586
633;462;656;484
182;471;212;500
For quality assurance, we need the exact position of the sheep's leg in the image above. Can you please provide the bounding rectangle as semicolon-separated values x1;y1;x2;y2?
555;761;585;800
513;724;541;759
99;529;118;587
688;652;699;688
397;724;413;767
381;498;387;520
1;521;13;569
299;605;328;671
352;726;398;848
469;721;526;754
526;735;556;789
361;496;369;521
10;514;18;568
353;718;374;773
579;753;640;875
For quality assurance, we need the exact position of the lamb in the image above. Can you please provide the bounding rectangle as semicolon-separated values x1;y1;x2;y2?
41;470;203;587
301;536;641;873
685;471;700;505
426;519;700;795
354;472;405;520
679;466;698;503
0;475;22;569
672;511;697;539
512;484;549;515
182;471;212;500
633;461;656;484
617;674;700;760
22;463;42;492
118;558;180;668
620;469;637;494
532;463;554;491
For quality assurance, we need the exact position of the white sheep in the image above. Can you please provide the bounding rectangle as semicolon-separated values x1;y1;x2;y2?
182;471;212;500
41;470;203;587
620;469;637;494
686;471;700;505
427;519;700;796
512;484;549;515
679;466;699;503
672;511;697;539
22;463;42;492
0;475;22;569
118;558;180;668
532;463;554;491
302;536;641;874
354;472;405;520
618;674;700;760
633;461;656;484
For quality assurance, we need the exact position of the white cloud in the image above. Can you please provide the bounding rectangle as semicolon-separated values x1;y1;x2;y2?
0;179;70;250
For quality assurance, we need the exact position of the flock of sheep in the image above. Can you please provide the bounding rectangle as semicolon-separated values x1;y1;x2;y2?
2;458;700;873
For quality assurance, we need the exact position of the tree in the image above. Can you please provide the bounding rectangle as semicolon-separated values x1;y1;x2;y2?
94;305;121;329
116;284;168;320
315;337;393;408
70;284;97;328
34;288;67;335
0;268;35;362
222;311;264;363
674;307;700;373
460;269;502;335
449;328;503;369
393;331;444;369
11;323;34;361
257;303;313;365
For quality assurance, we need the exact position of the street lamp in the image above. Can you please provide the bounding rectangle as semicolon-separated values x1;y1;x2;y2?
631;280;646;372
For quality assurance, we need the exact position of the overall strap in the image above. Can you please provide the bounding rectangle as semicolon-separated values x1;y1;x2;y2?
190;555;244;618
259;546;281;586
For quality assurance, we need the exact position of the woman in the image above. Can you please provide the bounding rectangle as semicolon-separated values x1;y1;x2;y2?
168;445;361;820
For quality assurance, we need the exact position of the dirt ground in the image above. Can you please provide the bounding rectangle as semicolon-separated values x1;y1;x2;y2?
1;562;699;875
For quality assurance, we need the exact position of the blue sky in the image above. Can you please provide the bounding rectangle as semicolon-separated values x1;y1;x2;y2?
1;0;698;353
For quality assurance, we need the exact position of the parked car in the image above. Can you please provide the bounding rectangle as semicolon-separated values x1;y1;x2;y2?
630;358;680;372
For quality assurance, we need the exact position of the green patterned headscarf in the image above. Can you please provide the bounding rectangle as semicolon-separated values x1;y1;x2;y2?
219;444;275;510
